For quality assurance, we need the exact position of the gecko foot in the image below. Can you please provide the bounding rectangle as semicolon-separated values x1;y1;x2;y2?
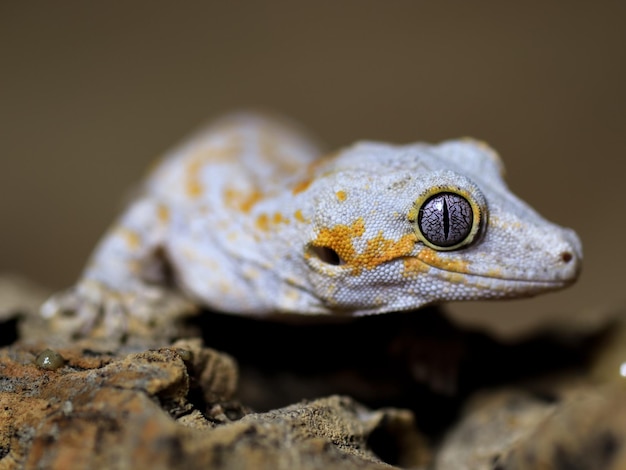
40;279;197;341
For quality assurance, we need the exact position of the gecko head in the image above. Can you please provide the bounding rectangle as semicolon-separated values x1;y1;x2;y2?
296;139;582;316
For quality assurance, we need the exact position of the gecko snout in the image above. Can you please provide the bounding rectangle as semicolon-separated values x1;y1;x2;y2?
552;228;582;282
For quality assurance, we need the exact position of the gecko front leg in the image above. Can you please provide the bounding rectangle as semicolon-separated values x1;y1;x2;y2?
41;197;195;338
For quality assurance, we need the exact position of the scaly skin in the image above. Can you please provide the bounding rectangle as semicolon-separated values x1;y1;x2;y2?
42;113;582;334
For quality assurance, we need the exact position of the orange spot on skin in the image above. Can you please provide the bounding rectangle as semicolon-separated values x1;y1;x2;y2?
186;159;204;197
240;191;263;212
292;179;312;195
118;228;141;249
359;232;416;270
313;219;416;274
336;190;347;202
489;216;523;231
294;209;307;223
273;212;289;224
185;137;243;198
416;248;471;273
353;219;366;237
256;213;270;231
223;188;238;209
313;219;365;269
487;267;503;278
255;212;290;232
402;257;430;278
157;204;170;223
442;272;468;284
224;188;263;213
292;153;338;195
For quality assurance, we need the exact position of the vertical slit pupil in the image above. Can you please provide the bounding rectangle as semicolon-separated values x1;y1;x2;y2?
416;191;474;249
442;197;449;240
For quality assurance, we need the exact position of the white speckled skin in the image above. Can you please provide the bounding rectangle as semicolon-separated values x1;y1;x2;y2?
42;113;582;329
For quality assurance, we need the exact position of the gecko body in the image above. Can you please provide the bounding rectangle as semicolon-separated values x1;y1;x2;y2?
42;113;582;331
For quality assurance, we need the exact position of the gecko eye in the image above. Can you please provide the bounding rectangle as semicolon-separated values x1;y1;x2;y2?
418;193;472;247
410;187;484;251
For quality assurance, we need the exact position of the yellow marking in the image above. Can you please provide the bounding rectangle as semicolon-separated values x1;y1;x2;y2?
284;288;301;303
217;280;232;294
416;248;471;274
273;212;289;224
336;190;347;202
292;179;312;195
240;190;263;212
359;232;416;271
222;188;238;209
256;213;270;232
294;209;307;223
118;228;141;249
489;216;523;231
185;137;243;198
313;219;365;271
223;188;263;213
255;212;290;232
402;257;430;278
313;218;416;274
186;158;204;197
352;218;366;237
291;152;342;196
325;281;338;297
157;204;170;223
486;268;503;278
182;246;220;270
243;267;260;280
441;272;468;285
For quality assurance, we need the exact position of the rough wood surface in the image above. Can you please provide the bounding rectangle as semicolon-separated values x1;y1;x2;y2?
3;275;626;470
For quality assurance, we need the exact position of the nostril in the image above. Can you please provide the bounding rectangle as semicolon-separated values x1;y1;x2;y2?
561;252;573;263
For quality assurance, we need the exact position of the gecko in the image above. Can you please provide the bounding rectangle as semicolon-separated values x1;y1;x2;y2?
41;112;582;335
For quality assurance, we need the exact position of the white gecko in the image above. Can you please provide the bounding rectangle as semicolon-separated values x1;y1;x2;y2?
42;113;582;333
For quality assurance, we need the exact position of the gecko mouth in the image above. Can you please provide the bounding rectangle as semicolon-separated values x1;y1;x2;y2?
405;256;578;288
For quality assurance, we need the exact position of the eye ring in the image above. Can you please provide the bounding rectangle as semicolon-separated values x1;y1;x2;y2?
408;186;485;251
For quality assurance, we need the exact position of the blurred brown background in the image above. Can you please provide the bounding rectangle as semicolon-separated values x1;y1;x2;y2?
1;1;624;337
